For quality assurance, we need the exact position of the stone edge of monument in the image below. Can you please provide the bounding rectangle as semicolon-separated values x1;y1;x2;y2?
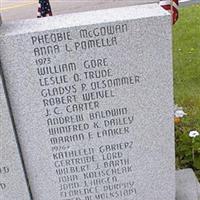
0;14;31;200
0;74;31;199
0;13;31;200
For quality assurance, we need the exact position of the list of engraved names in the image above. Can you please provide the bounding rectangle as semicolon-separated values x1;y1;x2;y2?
31;23;141;200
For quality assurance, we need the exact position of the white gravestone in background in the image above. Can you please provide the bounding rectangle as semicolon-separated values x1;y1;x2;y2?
0;3;175;200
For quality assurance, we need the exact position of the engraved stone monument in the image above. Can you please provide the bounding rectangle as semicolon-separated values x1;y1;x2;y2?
0;3;175;200
0;74;31;200
0;15;31;200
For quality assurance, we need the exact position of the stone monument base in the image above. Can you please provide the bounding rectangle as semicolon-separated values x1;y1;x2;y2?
176;169;200;200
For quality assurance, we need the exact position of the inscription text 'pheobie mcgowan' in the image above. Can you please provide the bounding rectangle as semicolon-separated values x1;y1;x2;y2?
31;24;128;56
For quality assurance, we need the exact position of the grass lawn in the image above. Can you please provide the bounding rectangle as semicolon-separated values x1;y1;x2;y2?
173;4;200;180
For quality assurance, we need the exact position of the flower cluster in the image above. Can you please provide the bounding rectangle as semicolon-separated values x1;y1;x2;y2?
174;105;187;124
189;130;200;138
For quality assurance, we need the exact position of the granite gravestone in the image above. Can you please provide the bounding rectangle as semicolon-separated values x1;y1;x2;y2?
0;3;175;200
0;74;31;200
176;169;200;200
0;15;31;198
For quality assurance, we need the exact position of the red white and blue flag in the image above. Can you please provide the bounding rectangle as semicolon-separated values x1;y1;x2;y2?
159;0;179;24
37;0;53;18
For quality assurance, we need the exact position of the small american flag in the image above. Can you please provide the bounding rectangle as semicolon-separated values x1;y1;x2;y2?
159;0;179;24
37;0;53;18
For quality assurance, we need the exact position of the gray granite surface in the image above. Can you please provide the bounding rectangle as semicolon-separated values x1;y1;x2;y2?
198;181;200;199
0;53;31;200
0;4;174;200
176;169;200;200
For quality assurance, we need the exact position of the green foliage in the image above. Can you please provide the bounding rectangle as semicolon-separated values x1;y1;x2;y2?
176;124;200;169
173;4;200;180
